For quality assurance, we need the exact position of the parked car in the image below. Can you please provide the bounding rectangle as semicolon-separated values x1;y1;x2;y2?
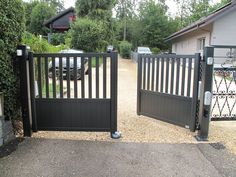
49;49;88;80
107;45;114;53
136;47;152;55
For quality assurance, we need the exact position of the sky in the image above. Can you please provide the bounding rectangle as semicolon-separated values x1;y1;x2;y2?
63;0;222;17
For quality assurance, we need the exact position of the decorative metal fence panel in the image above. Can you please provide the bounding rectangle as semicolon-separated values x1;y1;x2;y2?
211;67;236;120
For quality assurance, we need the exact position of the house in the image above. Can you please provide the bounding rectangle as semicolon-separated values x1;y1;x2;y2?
166;1;236;64
43;7;76;42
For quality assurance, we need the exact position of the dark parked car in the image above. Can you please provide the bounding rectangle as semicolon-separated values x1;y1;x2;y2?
49;49;88;80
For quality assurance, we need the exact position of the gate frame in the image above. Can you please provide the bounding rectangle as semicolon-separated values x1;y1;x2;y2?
17;45;118;138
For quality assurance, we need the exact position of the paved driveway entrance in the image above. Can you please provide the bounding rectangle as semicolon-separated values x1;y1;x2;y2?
0;138;236;177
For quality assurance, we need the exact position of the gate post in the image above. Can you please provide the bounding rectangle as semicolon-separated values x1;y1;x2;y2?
110;52;121;139
17;45;32;137
196;47;214;141
137;54;142;115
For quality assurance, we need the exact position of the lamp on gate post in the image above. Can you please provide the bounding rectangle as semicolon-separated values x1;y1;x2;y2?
0;92;4;119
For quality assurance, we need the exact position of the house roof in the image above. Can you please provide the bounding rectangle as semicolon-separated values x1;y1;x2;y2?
43;7;75;28
166;1;236;42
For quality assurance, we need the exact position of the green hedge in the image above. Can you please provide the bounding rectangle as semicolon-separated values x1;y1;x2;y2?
118;41;132;58
70;18;107;52
0;0;25;120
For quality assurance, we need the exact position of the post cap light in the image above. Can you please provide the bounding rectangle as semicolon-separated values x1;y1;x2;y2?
17;49;23;56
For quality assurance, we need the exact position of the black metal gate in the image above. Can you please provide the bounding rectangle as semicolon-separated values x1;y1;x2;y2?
17;45;118;136
137;54;201;131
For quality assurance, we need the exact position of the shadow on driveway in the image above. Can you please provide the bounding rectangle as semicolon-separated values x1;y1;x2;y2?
0;138;235;177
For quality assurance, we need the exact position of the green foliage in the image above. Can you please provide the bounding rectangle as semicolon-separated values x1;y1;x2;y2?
70;18;107;52
22;32;68;53
76;0;115;20
0;0;25;120
138;0;172;50
151;47;161;54
29;2;55;35
118;41;132;58
51;33;66;45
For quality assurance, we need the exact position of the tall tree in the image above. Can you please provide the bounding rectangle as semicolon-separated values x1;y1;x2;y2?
138;0;173;50
29;2;55;35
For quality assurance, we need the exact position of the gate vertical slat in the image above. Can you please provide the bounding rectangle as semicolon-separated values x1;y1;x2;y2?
155;58;159;92
59;57;63;98
187;58;192;97
160;58;164;92
88;57;92;98
165;58;170;93
176;58;180;95
66;57;70;98
74;57;78;98
29;52;37;132
45;57;49;98
143;57;146;90
181;59;186;96
37;56;42;98
52;57;56;98
170;58;175;94
137;54;142;115
103;56;107;98
147;57;151;90
110;52;118;134
96;56;99;98
81;56;85;98
190;54;200;131
151;58;155;91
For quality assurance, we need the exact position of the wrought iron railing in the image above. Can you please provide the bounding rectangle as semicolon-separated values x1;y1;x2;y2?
211;67;236;120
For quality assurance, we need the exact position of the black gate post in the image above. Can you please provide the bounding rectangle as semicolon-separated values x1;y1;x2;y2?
110;52;120;138
137;54;142;115
196;47;214;140
17;45;32;137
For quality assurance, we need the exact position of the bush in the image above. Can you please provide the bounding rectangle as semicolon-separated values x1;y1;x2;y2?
70;18;107;52
22;32;68;53
151;47;161;54
0;0;25;120
118;41;132;58
51;33;66;45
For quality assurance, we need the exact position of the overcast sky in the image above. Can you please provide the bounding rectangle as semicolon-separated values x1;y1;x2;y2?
63;0;222;16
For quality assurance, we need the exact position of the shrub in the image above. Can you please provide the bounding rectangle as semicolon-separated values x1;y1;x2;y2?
70;18;107;52
51;33;66;45
118;41;132;58
22;32;68;53
0;0;25;120
151;47;161;54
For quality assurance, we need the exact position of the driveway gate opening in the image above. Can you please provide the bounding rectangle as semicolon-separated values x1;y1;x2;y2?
17;45;118;136
137;54;201;131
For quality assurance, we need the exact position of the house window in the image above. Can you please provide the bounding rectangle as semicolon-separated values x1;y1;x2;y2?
197;38;205;51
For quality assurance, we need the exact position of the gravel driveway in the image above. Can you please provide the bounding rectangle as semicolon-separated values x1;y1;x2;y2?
33;57;236;154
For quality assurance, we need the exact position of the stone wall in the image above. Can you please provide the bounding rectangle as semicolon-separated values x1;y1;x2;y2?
0;118;15;146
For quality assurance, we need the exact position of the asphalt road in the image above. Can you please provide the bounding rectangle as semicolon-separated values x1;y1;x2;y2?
0;138;235;177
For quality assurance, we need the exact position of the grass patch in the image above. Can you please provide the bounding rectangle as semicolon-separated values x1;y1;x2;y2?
91;57;103;67
42;83;61;97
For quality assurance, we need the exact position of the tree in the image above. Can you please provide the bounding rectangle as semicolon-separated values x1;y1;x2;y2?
70;18;107;52
138;0;174;50
29;2;56;35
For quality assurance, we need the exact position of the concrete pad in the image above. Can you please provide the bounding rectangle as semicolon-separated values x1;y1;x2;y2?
0;138;235;177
